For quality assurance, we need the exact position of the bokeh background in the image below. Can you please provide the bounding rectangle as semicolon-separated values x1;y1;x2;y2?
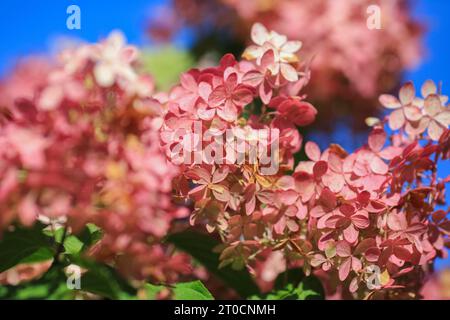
0;0;449;269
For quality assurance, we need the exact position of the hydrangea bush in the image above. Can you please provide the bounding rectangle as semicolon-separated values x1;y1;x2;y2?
0;23;448;300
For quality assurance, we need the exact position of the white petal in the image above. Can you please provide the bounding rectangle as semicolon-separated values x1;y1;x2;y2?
94;63;115;87
379;94;401;109
428;120;444;141
280;63;298;82
424;94;442;117
242;45;263;60
251;23;269;46
435;111;450;127
421;80;437;98
281;41;302;53
399;82;416;105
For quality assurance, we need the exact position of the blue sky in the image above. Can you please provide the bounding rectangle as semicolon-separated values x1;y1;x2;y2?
0;0;449;268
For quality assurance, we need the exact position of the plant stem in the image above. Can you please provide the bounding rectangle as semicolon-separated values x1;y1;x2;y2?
52;225;68;266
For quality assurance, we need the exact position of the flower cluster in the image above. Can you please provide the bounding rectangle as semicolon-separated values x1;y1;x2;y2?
158;22;316;268
149;0;423;131
254;81;450;298
157;23;449;298
0;32;191;282
380;81;450;141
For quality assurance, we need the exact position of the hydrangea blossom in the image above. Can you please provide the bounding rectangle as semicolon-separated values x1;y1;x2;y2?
0;32;190;282
157;23;449;299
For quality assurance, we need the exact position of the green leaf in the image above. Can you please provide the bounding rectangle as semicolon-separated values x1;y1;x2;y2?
52;224;103;255
141;47;195;90
143;281;214;300
297;275;325;300
250;269;324;300
172;281;214;300
143;283;165;299
0;224;54;273
72;257;136;299
79;223;103;245
0;267;74;300
166;230;260;298
62;235;84;255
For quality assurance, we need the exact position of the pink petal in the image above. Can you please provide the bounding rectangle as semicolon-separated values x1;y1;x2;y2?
354;238;377;255
212;167;229;183
220;53;237;68
311;254;326;267
277;190;298;205
338;257;352;281
310;205;326;218
435;111;450;127
246;196;256;215
387;212;406;231
404;106;422;121
428;120;444;141
224;72;238;90
280;63;298;82
424;94;442;117
365;248;381;262
405;117;429;135
305;141;321;162
379;94;401;109
368;128;386;153
242;70;263;87
260;49;275;69
180;72;198;92
212;186;231;202
188;184;207;200
351;257;362;272
198;82;212;101
421;80;437;97
388;108;406;130
322;214;341;228
349;277;359;293
319;188;337;209
197;107;215;120
322;173;345;193
232;88;253;107
294;173;315;202
327;153;343;172
336;240;352;257
186;167;211;183
277;176;295;190
339;204;355;216
313;161;328;179
286;219;299;232
399;82;415;105
352;213;370;229
370;156;388;175
217;101;238;122
259;80;273;105
393;247;411;261
296;202;307;219
378;146;402;160
343;224;359;243
208;86;227;107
